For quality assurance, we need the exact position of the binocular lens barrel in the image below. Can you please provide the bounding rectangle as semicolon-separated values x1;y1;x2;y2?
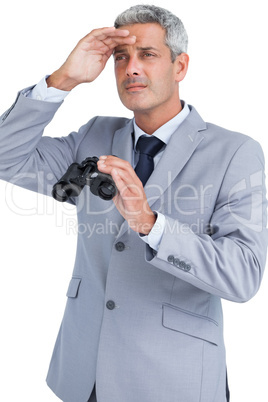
52;181;82;202
97;182;116;200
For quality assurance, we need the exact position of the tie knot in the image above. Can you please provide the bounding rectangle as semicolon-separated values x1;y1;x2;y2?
136;135;164;158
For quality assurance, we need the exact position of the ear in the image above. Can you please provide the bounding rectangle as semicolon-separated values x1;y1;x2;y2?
174;53;189;83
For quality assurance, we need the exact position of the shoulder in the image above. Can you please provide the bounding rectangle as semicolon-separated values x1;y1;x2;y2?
73;115;133;159
88;115;132;132
74;115;132;143
205;121;250;144
186;105;265;172
204;121;264;165
188;105;263;158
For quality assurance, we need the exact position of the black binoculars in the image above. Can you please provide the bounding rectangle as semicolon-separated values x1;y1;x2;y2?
52;156;117;202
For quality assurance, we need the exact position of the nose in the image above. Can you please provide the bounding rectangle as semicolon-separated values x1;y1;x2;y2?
125;55;141;77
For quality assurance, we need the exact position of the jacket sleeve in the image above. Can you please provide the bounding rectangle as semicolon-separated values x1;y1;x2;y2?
146;138;268;303
0;88;96;200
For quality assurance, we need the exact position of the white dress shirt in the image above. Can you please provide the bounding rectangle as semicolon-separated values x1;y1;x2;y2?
25;76;70;102
25;76;190;250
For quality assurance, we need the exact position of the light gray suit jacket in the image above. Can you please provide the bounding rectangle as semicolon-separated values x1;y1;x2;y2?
0;89;267;402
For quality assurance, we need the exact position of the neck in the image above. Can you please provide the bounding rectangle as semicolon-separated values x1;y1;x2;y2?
134;101;183;134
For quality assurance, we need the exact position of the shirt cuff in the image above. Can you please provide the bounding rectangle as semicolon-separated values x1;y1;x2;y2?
24;76;70;102
139;212;166;251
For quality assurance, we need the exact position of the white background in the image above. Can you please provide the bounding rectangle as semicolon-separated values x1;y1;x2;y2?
0;0;267;400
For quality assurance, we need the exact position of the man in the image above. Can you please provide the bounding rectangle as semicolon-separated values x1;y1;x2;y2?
0;4;267;402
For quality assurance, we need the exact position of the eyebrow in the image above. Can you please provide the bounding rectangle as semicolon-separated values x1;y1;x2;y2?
114;46;159;55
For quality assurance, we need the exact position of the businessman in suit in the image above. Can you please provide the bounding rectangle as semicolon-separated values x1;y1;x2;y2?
0;4;267;402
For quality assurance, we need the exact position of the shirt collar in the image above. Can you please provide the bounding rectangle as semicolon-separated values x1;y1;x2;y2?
133;101;190;149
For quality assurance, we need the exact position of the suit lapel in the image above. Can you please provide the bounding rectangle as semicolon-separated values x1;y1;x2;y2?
145;106;206;210
111;119;134;164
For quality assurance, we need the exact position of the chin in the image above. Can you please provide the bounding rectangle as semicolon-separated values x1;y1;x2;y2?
121;99;153;113
119;93;150;112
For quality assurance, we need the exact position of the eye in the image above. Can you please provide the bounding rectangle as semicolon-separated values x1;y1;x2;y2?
114;54;127;61
143;52;154;57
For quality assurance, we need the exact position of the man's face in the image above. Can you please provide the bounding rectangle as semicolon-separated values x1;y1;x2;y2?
114;23;184;115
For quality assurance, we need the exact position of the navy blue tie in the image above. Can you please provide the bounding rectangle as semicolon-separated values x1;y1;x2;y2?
135;135;164;186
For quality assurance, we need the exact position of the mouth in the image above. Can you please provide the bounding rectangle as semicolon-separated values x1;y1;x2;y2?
125;84;147;92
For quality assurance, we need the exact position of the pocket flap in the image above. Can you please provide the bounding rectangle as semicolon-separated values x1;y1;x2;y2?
66;277;82;298
162;304;219;345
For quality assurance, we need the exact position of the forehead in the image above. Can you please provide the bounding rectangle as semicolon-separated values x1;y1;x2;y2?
115;23;167;52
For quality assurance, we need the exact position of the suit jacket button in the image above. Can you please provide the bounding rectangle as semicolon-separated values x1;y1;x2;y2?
167;255;174;263
174;258;180;267
179;260;186;269
115;241;125;252
106;300;116;310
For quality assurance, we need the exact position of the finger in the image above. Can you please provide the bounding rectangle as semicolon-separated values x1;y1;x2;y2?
110;168;125;192
97;28;133;39
98;162;133;184
111;168;144;203
98;159;141;197
83;27;132;42
98;156;138;181
84;27;116;39
99;155;130;168
103;35;136;49
104;48;114;60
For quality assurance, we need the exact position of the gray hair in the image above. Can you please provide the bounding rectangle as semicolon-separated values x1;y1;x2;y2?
114;4;188;62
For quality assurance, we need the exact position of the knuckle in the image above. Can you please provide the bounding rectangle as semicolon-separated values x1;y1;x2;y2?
124;160;131;169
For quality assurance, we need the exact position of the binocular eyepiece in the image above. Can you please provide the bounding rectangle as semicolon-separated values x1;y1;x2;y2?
52;156;117;202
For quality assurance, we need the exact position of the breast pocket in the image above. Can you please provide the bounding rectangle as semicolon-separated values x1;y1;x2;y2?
162;303;219;346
